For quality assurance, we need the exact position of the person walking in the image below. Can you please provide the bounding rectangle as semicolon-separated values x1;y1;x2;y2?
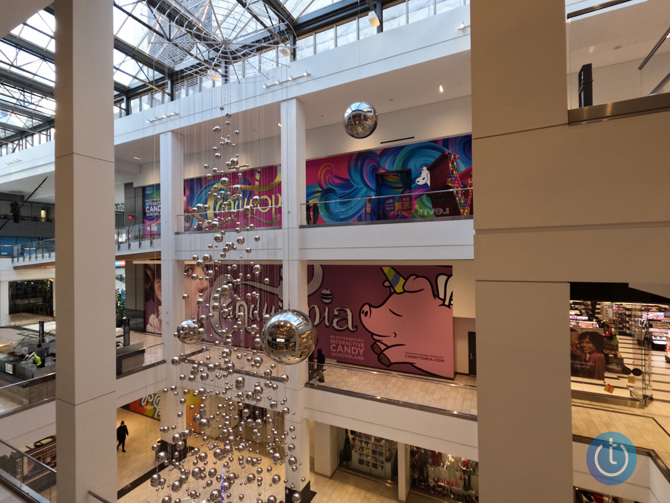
117;420;129;452
316;348;326;382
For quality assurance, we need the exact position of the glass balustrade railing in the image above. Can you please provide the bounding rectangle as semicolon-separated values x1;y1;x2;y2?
115;223;159;249
0;373;56;417
0;437;56;503
306;361;477;418
301;188;473;226
177;203;283;233
11;238;55;263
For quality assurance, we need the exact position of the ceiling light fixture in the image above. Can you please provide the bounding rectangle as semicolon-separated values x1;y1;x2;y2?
207;68;221;81
133;156;141;160
438;85;444;93
263;72;311;89
145;112;179;124
279;44;291;57
368;11;380;28
456;21;470;31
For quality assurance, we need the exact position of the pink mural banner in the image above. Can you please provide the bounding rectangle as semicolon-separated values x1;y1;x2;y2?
184;264;455;379
310;265;454;378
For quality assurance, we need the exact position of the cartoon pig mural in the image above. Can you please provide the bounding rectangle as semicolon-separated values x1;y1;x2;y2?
360;267;454;378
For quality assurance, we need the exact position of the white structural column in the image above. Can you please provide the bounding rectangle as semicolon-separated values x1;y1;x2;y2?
280;99;311;501
0;281;9;326
313;422;338;477
54;1;117;502
159;131;186;441
397;443;410;501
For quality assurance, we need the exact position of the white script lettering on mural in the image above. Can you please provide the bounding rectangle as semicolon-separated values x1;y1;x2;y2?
309;304;358;332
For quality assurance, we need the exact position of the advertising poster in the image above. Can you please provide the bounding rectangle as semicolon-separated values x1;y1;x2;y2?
143;184;161;237
183;165;281;232
181;264;455;379
570;327;608;380
144;264;162;334
306;136;472;224
128;393;161;419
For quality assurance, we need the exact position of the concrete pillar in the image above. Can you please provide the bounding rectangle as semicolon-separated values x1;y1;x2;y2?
54;1;117;502
159;131;186;442
397;443;410;502
280;98;311;502
0;281;9;326
475;281;572;503
313;422;338;477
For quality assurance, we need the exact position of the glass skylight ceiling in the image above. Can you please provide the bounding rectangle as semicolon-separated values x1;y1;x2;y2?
0;0;352;146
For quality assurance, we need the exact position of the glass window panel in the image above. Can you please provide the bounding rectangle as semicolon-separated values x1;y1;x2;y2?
25;11;55;36
259;49;277;73
408;0;433;23
337;19;358;47
186;77;199;95
116;15;149;48
245;56;260;77
296;35;314;60
383;3;407;32
131;97;141;114
175;81;187;100
315;28;335;54
230;62;243;82
436;0;465;15
16;26;52;49
358;14;378;40
140;93;151;111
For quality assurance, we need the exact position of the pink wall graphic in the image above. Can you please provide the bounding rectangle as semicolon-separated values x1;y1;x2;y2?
310;265;455;378
148;264;456;379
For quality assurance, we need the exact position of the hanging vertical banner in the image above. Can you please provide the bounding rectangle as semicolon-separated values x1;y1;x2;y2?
143;184;161;237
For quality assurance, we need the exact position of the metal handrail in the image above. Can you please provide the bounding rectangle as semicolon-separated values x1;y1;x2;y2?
0;372;56;392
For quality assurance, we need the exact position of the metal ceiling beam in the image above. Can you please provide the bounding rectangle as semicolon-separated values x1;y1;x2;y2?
145;0;222;45
3;34;54;62
0;118;54;144
0;121;38;134
2;32;132;95
0;100;53;122
0;67;54;98
293;0;396;37
114;37;173;76
260;0;295;24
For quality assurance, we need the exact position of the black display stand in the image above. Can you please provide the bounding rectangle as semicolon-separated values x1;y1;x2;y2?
285;481;315;503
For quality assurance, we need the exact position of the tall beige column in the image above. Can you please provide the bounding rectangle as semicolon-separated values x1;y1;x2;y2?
474;282;572;502
280;98;311;502
54;1;116;502
471;0;573;501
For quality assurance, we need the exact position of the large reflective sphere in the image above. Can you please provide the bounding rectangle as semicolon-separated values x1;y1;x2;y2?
262;310;316;364
176;319;201;344
343;102;378;139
